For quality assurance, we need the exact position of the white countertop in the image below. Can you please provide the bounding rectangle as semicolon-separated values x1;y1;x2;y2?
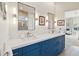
8;32;65;50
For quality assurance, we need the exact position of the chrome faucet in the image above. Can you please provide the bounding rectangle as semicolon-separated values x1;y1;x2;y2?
26;31;33;37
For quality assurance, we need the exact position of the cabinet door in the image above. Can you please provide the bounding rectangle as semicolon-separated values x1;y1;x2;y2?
55;35;65;54
18;48;23;56
12;48;23;56
41;38;57;56
59;35;65;51
12;49;19;56
23;43;41;56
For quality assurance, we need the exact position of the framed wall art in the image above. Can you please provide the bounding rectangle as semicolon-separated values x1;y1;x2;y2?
39;16;45;26
57;20;65;26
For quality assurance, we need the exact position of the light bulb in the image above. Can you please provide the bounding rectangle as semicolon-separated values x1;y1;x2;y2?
13;17;16;24
5;4;7;12
13;8;16;14
35;12;39;19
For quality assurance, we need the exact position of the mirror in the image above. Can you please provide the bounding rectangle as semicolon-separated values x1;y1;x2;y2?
18;3;35;31
48;13;55;29
48;13;55;33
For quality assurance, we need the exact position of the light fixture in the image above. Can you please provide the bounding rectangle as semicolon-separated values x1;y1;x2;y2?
13;17;17;24
5;4;7;12
2;3;6;20
12;8;17;17
13;8;17;24
35;12;39;19
46;15;48;20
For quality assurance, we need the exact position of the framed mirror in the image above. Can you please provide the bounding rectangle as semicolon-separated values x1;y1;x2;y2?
48;13;55;29
18;2;35;31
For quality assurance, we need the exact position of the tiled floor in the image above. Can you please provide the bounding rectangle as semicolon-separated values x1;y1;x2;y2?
59;34;79;56
59;46;79;56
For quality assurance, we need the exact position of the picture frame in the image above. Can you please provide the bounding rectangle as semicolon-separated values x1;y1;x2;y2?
39;16;45;26
57;20;65;26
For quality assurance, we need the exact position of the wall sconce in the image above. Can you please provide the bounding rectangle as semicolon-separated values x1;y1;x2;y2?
12;8;17;24
1;3;7;20
35;18;38;20
35;12;39;20
46;20;48;22
13;17;17;25
12;14;17;24
12;14;17;17
12;8;17;17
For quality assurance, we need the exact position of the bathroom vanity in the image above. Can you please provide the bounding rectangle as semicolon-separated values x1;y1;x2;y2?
8;33;65;56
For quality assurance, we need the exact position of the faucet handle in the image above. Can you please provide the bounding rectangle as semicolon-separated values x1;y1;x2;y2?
27;32;33;37
27;31;30;34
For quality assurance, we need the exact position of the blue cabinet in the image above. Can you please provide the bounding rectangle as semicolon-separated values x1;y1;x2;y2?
58;35;65;52
12;35;65;56
23;48;40;56
54;35;65;55
12;48;19;56
22;43;41;56
12;43;41;56
12;48;22;56
40;35;64;56
41;39;56;56
41;35;65;56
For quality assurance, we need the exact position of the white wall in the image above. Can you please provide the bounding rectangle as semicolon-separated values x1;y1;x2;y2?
8;2;56;39
24;2;56;35
7;2;19;39
7;2;66;40
0;6;9;49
